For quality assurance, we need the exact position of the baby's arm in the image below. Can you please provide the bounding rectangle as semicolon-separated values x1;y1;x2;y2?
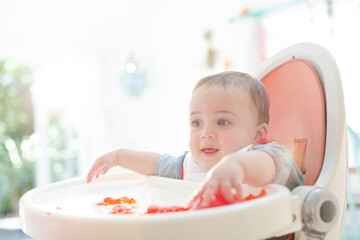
86;149;161;183
190;151;275;207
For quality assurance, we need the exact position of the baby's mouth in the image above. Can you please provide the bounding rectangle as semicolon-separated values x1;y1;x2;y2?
201;148;219;157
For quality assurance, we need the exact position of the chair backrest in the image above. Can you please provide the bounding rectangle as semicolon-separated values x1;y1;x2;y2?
261;58;326;185
256;43;347;239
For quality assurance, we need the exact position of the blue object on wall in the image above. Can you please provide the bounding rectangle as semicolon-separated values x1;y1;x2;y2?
120;58;147;96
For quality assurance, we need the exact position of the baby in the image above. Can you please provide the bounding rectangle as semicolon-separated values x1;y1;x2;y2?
87;71;304;207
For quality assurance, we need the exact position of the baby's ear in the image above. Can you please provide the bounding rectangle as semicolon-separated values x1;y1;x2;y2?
255;123;268;140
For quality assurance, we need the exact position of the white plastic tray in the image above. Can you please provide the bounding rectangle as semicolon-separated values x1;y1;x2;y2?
20;173;300;240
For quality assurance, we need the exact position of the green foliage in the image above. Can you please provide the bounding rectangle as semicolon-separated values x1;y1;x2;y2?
48;111;78;183
0;60;79;216
0;60;35;216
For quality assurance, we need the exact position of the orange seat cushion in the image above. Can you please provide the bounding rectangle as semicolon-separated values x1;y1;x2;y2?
261;59;326;185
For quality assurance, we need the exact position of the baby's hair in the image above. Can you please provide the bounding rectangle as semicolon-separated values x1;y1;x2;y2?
193;71;270;125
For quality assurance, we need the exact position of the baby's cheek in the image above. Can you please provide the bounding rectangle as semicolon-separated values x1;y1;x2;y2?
189;136;198;151
223;138;249;153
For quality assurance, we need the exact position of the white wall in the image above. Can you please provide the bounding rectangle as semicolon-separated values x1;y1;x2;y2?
4;0;357;182
0;0;261;182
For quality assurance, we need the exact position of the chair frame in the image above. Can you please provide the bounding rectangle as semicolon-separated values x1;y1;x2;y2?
255;42;348;239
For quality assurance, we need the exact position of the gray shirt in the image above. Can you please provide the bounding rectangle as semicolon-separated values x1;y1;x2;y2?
155;142;304;190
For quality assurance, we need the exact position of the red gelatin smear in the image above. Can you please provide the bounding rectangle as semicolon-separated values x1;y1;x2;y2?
201;188;266;209
146;205;190;214
98;189;266;215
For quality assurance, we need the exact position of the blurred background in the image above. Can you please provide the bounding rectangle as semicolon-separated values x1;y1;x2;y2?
0;0;359;239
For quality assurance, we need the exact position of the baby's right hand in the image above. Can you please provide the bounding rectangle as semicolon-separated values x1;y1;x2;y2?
189;153;245;208
86;151;118;183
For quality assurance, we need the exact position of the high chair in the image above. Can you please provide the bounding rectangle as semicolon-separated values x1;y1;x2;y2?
256;42;347;239
19;43;347;240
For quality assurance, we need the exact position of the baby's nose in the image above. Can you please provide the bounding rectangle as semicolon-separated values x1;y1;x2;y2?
200;127;216;139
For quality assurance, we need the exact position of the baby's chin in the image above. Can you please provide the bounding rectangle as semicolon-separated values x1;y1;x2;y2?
193;156;221;170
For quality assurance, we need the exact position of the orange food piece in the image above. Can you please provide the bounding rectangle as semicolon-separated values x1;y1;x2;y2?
243;188;266;201
110;205;136;214
120;196;129;202
96;196;137;206
103;197;113;202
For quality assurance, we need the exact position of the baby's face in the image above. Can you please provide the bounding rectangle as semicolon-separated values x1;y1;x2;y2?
189;85;262;169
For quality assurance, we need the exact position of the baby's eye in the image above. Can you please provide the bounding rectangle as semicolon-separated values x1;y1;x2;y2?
191;120;202;128
218;119;230;126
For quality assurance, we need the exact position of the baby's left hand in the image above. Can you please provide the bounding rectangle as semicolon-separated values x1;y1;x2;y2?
189;153;245;208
